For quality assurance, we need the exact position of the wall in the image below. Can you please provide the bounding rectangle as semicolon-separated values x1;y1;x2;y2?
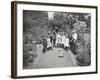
0;0;100;80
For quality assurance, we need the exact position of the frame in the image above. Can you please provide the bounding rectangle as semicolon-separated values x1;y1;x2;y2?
11;1;98;78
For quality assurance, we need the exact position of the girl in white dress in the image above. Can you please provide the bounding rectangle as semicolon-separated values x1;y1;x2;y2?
64;36;70;50
61;33;66;48
47;36;52;51
56;33;62;47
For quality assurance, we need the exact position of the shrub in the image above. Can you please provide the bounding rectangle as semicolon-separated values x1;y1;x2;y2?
23;44;37;67
76;45;91;66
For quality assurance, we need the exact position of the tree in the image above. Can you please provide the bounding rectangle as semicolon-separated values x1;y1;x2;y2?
23;10;48;41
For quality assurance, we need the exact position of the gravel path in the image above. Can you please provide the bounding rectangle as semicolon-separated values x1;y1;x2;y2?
24;47;77;69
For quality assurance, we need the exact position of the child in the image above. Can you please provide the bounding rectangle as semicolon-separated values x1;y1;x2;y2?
61;33;66;48
42;35;47;53
47;36;52;51
56;32;62;47
64;35;70;50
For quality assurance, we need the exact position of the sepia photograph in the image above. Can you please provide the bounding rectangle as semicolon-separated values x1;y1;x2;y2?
11;1;97;78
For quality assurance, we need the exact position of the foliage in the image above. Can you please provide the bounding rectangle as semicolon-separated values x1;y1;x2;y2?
23;10;91;67
52;12;91;66
23;10;48;66
76;44;91;66
73;21;87;32
23;43;37;67
23;10;48;41
75;29;91;66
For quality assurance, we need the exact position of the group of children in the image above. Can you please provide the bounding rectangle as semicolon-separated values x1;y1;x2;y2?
56;32;69;50
42;30;77;54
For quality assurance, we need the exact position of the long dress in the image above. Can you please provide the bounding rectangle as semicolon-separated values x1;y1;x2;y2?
61;35;66;45
47;37;52;48
52;32;56;46
42;38;47;53
56;34;62;45
50;34;53;45
64;38;69;47
72;33;77;43
69;36;77;55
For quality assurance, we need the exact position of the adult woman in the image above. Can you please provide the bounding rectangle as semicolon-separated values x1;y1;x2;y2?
69;30;77;55
52;30;56;47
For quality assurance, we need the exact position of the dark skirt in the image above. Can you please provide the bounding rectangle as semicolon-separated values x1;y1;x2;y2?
70;41;77;55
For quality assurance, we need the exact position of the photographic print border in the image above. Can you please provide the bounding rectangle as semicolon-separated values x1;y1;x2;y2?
11;1;98;79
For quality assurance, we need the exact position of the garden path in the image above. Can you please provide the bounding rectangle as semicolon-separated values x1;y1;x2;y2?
25;46;77;69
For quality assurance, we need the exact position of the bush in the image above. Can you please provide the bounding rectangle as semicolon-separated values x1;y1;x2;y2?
23;44;37;67
76;45;91;66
